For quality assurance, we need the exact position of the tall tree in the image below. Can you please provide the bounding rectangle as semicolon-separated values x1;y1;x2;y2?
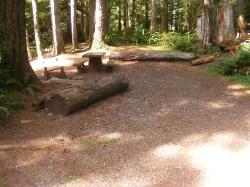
161;0;168;33
237;0;247;40
131;0;136;31
216;0;235;44
144;0;150;30
91;0;106;49
70;0;79;49
196;0;214;47
102;0;109;36
89;0;96;40
0;0;36;80
123;0;129;35
50;0;64;55
151;0;157;32
118;0;122;32
31;0;43;59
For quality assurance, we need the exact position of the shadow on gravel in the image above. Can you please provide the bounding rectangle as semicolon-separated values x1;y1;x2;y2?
0;62;249;186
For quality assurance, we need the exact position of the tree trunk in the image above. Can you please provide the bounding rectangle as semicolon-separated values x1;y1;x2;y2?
144;0;150;30
131;0;136;31
70;0;79;49
118;1;122;32
26;29;33;61
196;0;213;48
110;51;196;61
89;0;96;40
44;74;129;115
31;0;43;60
91;0;105;49
0;0;37;80
102;0;109;37
151;0;157;32
50;0;64;55
237;0;247;40
123;0;129;35
216;0;235;45
161;0;168;33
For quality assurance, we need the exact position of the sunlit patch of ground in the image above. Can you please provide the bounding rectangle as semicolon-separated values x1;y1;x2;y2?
110;45;174;53
227;83;250;97
1;58;250;186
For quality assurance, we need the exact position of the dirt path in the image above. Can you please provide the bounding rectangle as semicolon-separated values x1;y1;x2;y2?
0;58;250;187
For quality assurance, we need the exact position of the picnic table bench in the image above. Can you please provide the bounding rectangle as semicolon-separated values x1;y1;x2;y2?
82;51;106;72
44;66;66;79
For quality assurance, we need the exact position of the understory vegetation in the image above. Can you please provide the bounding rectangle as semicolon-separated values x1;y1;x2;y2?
106;31;221;54
0;60;40;118
209;48;250;84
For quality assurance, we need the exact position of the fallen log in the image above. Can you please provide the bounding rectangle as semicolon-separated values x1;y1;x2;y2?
191;55;215;66
44;73;129;115
109;51;196;61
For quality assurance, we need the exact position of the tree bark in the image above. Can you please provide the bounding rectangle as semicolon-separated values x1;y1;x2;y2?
26;29;33;61
191;55;215;66
50;0;64;55
118;1;122;32
70;0;79;49
91;0;106;49
123;0;129;35
102;0;109;37
144;0;150;30
216;0;235;45
237;0;247;40
89;0;96;40
0;0;37;80
196;0;213;48
131;0;136;31
110;51;196;61
44;73;129;115
31;0;43;59
151;0;157;32
161;0;168;33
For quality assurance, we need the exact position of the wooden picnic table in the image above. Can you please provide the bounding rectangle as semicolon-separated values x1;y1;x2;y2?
82;51;106;71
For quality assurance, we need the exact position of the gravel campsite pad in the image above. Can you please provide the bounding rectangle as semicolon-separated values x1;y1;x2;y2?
0;60;250;187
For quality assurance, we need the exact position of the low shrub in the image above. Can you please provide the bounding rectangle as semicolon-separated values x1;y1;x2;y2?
105;30;197;52
210;50;250;76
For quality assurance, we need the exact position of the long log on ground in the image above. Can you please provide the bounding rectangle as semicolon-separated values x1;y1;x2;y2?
191;55;215;66
44;73;129;115
109;51;197;61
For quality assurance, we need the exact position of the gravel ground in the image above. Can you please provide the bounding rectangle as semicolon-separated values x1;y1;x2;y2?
0;60;250;187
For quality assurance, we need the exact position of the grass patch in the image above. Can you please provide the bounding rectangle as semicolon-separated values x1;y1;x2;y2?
79;138;117;150
63;174;78;183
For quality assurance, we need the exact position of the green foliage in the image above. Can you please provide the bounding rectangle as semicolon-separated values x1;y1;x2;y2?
0;95;8;115
0;67;39;117
105;30;196;52
209;51;250;76
241;40;250;52
0;91;25;117
5;74;40;97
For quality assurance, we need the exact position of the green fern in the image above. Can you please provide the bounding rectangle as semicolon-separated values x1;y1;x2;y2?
0;106;8;114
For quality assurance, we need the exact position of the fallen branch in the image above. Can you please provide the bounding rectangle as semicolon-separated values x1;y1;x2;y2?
191;55;215;66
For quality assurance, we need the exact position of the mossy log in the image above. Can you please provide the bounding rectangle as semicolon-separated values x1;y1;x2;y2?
44;73;129;115
109;51;196;61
